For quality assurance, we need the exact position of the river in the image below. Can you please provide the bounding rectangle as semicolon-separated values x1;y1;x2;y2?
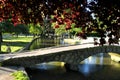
25;53;120;80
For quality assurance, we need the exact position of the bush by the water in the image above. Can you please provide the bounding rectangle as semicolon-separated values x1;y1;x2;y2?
11;71;29;80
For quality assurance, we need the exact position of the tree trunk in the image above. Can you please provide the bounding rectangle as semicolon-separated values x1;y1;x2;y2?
0;32;2;52
0;41;1;52
119;28;120;38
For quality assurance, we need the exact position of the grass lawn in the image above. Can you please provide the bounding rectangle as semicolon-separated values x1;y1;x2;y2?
1;36;33;53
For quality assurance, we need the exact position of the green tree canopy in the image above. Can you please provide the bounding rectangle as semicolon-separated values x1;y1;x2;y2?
28;23;42;37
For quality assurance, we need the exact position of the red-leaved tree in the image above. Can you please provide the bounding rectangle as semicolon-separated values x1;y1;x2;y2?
50;0;91;39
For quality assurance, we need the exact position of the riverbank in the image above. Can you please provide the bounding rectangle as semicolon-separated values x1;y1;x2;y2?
0;66;28;80
0;67;16;80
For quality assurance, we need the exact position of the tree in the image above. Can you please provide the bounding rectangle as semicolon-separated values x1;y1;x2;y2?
28;23;42;37
1;0;119;38
0;20;15;51
1;0;91;36
14;24;29;37
50;0;91;39
1;0;119;52
88;0;120;38
0;0;20;51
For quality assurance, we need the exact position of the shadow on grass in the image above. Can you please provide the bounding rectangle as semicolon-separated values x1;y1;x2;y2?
2;41;30;47
0;52;8;54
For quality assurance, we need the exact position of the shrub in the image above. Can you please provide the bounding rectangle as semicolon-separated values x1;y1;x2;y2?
11;71;29;80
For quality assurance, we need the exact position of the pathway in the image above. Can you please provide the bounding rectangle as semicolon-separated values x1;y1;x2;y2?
0;43;95;60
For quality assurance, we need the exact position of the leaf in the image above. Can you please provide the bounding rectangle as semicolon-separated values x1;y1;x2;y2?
65;8;71;13
51;22;56;28
71;23;76;28
50;15;54;19
73;28;82;33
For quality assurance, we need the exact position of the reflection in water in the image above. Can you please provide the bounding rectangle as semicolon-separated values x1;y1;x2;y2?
29;38;57;50
29;38;63;50
26;53;120;80
34;62;65;70
79;53;104;76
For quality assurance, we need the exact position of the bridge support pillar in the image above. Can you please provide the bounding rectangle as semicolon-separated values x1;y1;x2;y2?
64;63;79;72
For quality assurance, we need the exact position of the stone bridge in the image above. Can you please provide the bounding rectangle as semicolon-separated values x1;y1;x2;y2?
1;44;120;71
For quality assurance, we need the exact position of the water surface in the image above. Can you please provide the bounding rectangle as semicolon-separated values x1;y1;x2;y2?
25;53;120;80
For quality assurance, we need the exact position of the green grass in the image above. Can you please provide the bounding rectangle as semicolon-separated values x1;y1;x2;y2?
11;71;29;80
1;36;33;53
